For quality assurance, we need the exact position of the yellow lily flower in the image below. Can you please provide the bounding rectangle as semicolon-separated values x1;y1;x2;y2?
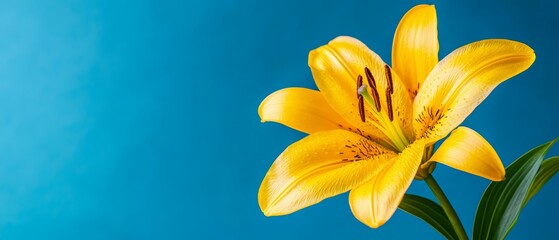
257;4;535;228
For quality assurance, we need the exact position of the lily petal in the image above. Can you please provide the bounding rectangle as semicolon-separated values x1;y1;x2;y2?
392;4;439;98
309;36;414;146
424;127;505;181
259;87;352;134
413;39;535;142
348;140;425;228
259;129;397;216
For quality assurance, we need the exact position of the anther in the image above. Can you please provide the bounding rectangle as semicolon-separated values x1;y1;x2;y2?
384;65;394;94
364;67;381;112
364;67;376;88
358;95;365;122
386;88;394;121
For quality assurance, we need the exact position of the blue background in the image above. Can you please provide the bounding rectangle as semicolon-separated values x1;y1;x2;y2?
0;0;556;239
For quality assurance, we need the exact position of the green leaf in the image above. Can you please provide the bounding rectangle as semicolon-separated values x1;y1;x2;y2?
399;194;459;240
505;156;559;232
524;156;559;206
473;139;557;240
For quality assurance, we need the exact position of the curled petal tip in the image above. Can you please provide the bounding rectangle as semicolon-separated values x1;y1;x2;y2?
307;49;317;66
261;209;273;217
257;97;267;120
258;191;275;217
367;219;386;229
494;168;506;182
490;170;506;182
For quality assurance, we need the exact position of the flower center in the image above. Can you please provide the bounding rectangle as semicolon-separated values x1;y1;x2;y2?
357;65;410;151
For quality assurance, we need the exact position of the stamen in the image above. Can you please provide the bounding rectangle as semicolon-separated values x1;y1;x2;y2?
384;65;394;94
359;68;409;150
356;75;366;122
386;88;394;121
356;75;363;98
384;65;394;121
365;67;381;112
358;95;366;122
364;67;376;88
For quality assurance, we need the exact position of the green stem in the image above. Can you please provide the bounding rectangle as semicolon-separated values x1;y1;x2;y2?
425;175;469;240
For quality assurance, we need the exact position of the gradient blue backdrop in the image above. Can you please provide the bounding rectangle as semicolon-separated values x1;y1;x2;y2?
0;0;557;239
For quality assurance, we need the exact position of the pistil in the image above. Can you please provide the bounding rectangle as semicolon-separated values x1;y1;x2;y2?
356;76;366;122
